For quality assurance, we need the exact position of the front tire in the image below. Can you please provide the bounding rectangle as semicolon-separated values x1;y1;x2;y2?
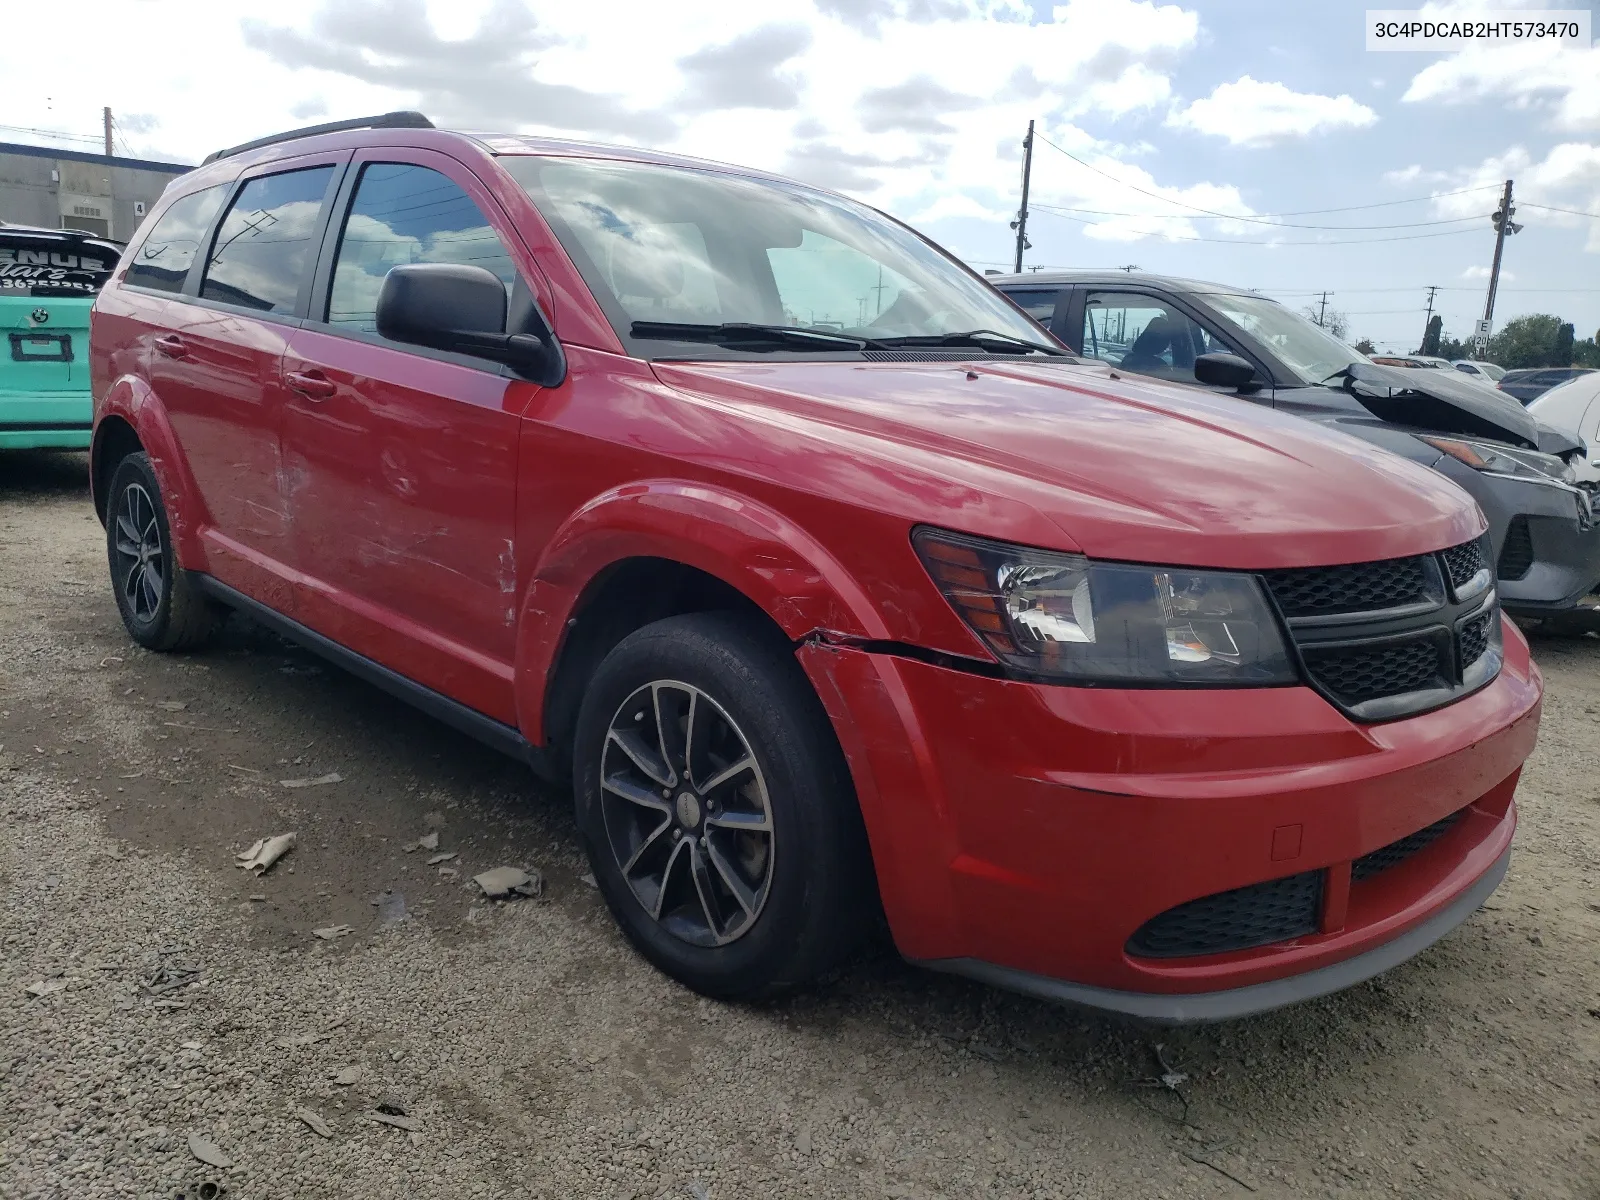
573;612;873;1000
105;452;221;651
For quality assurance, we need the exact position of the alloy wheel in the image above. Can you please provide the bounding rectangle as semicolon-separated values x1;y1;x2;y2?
113;481;164;623
599;680;775;947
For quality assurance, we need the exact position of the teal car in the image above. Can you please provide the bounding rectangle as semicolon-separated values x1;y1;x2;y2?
2;224;123;450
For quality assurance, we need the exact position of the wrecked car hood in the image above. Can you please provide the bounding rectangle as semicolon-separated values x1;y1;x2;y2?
1338;362;1542;450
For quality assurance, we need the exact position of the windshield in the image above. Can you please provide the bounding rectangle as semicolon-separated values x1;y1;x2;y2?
501;156;1049;357
1474;362;1507;381
1203;291;1365;386
0;232;121;298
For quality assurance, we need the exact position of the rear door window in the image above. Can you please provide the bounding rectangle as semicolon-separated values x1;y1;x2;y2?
1000;287;1063;328
124;185;228;294
0;233;120;298
1080;291;1237;384
325;163;518;333
201;167;336;314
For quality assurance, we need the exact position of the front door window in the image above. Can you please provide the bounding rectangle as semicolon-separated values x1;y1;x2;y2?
1080;291;1236;384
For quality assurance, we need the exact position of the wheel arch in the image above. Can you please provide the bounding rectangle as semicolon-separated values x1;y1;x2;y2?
93;375;210;565
516;479;892;772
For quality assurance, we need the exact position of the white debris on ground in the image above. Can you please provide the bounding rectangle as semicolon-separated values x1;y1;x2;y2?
234;832;296;874
472;866;542;899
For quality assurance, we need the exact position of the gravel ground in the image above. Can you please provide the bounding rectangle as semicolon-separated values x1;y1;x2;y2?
2;448;1597;1200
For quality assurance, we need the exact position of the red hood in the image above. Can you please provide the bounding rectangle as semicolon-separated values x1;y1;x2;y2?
650;358;1483;570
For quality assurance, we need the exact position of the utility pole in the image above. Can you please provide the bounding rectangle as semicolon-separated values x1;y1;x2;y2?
1315;291;1331;328
1419;285;1439;353
103;107;113;157
1010;120;1034;274
1478;179;1520;356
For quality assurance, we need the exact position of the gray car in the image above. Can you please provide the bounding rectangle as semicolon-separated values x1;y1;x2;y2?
990;271;1600;626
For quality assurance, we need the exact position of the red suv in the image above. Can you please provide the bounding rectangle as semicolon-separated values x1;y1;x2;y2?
90;113;1541;1020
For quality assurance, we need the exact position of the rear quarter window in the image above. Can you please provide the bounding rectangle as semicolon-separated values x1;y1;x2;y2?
125;185;229;294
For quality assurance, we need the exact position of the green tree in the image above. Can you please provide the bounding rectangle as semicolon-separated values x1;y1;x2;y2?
1437;333;1471;360
1419;314;1442;356
1353;337;1376;356
1573;338;1600;369
1487;314;1564;369
1553;322;1576;367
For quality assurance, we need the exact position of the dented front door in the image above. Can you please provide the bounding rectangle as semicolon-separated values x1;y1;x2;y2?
278;325;530;722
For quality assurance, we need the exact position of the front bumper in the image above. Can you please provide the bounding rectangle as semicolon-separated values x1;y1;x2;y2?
0;389;93;450
799;617;1541;1020
1433;456;1600;613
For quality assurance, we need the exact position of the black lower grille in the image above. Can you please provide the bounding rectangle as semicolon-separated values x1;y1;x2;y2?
1352;811;1465;882
1303;638;1444;707
1498;517;1534;581
1127;871;1322;958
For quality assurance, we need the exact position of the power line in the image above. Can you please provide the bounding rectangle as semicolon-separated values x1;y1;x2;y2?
1031;132;1502;228
0;122;103;144
1021;202;1490;231
1029;204;1487;246
1231;185;1503;217
1519;200;1600;219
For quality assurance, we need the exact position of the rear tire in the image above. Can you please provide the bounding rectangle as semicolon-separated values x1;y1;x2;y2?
105;452;221;651
573;611;873;1000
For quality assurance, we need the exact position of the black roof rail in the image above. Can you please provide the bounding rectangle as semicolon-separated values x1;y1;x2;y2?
202;111;434;166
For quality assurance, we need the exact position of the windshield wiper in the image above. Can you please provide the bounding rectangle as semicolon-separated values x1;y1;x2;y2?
869;329;1068;356
630;321;881;350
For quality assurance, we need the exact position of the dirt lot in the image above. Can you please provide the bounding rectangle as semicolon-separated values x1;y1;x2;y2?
2;449;1597;1200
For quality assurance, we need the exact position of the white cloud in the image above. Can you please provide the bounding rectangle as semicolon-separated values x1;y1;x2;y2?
1382;164;1449;187
1021;124;1261;244
1461;265;1513;282
1403;42;1600;131
1425;143;1600;252
1166;76;1377;146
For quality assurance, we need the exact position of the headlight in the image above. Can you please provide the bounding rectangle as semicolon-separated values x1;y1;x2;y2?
1420;436;1576;485
914;528;1297;685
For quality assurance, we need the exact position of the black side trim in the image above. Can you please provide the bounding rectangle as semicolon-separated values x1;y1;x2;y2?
0;421;93;431
196;576;554;780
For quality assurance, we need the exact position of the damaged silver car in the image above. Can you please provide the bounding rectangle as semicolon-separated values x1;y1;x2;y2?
990;271;1600;629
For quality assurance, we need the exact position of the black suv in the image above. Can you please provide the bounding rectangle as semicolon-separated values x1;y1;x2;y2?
990;270;1600;628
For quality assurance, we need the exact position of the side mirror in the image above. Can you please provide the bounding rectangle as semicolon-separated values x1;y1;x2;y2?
1194;352;1259;391
376;263;565;387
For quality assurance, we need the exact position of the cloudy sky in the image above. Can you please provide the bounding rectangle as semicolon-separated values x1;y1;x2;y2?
4;0;1598;351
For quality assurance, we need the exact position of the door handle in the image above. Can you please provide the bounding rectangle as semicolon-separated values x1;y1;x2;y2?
153;334;187;359
285;369;337;401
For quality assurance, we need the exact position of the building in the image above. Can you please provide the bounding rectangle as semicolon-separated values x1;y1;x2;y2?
0;142;193;243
